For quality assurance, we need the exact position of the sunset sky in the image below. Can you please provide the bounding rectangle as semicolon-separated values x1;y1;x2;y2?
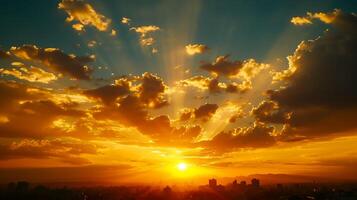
0;0;357;184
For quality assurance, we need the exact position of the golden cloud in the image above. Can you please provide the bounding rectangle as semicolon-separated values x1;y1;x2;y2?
200;56;268;82
176;75;252;94
84;77;131;105
9;45;94;80
130;25;160;47
290;16;312;25
180;103;219;123
72;23;84;31
266;10;357;140
204;121;276;151
121;17;131;25
0;138;98;165
58;0;111;32
0;65;57;84
185;44;209;55
290;9;340;26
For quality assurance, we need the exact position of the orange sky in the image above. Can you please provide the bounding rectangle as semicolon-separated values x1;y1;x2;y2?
0;0;357;184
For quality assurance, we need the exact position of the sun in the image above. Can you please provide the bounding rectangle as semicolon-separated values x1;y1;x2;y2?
177;162;187;171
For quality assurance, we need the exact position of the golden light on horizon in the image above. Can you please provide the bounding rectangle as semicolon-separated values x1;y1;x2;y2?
163;160;208;180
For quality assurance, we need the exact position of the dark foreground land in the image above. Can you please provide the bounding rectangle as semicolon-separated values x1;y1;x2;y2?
1;179;357;200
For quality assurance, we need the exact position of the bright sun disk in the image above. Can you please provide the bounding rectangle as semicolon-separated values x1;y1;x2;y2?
177;162;187;171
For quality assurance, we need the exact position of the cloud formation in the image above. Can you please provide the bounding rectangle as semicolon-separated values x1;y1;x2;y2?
177;75;252;94
0;138;98;165
82;72;206;144
0;49;10;59
121;17;131;25
185;44;209;55
93;94;202;145
200;56;269;82
180;103;219;122
0;99;83;138
266;10;357;139
9;45;94;80
84;77;131;105
251;100;290;124
205;122;276;151
2;5;357;171
290;9;340;25
85;73;167;108
130;25;160;46
138;72;168;108
290;16;312;25
0;80;87;139
58;0;111;32
0;64;57;84
200;55;243;77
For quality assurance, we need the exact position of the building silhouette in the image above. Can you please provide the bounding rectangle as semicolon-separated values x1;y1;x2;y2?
209;178;217;188
232;180;238;187
240;181;246;186
1;179;357;200
251;178;260;188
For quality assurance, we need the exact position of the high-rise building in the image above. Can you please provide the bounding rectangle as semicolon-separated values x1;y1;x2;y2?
232;180;238;186
251;178;260;188
209;178;217;188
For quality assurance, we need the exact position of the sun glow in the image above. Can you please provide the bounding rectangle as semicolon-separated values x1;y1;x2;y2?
177;162;187;171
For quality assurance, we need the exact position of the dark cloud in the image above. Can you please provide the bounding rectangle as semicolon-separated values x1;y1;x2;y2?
141;116;202;145
88;73;171;141
0;80;95;139
207;78;222;93
0;139;98;165
180;103;219;122
265;10;357;139
84;78;131;105
229;113;243;123
94;95;147;125
177;125;202;141
200;56;268;82
0;49;10;59
92;92;203;145
0;80;64;112
225;83;239;93
0;81;40;114
251;100;289;124
0;100;84;138
10;45;94;80
84;73;167;107
194;103;219;120
200;55;244;77
138;72;167;108
179;109;193;121
225;82;251;93
141;115;172;141
204;122;276;151
0;80;84;138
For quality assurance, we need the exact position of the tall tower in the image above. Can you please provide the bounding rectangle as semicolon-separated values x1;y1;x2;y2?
209;178;217;188
251;178;260;188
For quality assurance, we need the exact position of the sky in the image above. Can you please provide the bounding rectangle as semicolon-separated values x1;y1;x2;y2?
0;0;357;184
